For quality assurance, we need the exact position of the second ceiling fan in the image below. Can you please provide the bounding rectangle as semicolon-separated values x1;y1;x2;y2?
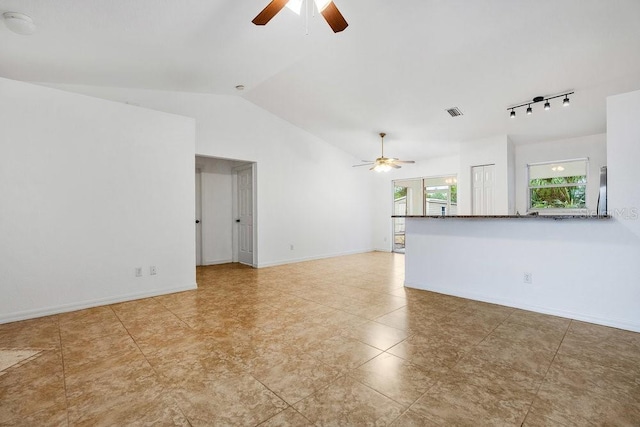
354;133;416;172
252;0;348;33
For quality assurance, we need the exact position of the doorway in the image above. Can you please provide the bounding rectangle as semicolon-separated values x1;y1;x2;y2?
195;156;256;267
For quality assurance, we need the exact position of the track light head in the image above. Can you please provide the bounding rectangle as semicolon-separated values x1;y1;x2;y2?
510;109;516;118
563;95;570;106
544;100;550;110
526;105;532;115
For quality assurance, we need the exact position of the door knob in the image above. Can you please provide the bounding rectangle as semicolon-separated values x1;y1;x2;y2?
235;219;240;223
195;220;200;224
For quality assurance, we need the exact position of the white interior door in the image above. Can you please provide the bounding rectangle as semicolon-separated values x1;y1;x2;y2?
472;166;483;215
483;165;495;215
236;165;253;265
472;164;495;215
195;168;202;266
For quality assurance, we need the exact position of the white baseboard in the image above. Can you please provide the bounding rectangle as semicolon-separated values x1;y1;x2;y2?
200;259;233;266
257;248;375;268
404;281;640;333
0;283;197;325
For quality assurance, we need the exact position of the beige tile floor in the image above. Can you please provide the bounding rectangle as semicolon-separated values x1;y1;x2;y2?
1;252;639;426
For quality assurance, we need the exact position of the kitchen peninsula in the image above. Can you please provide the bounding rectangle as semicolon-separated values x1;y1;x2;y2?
396;211;638;332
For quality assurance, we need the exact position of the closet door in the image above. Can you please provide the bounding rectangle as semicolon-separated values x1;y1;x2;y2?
472;164;495;215
483;165;495;215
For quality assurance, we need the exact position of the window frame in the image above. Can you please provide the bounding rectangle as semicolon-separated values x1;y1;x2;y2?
526;158;589;214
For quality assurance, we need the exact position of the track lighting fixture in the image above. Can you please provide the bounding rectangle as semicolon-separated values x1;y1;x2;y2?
507;92;573;118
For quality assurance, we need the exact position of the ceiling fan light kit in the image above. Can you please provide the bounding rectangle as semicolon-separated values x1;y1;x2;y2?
285;0;304;14
286;0;332;13
508;92;573;118
252;0;348;33
353;133;416;172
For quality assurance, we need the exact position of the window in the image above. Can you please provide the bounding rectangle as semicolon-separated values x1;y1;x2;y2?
528;159;588;211
424;176;457;216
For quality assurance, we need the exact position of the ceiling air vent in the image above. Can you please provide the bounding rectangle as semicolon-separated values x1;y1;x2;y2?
446;107;463;117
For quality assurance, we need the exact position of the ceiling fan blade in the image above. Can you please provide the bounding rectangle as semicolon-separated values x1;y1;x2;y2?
393;160;416;164
320;2;348;33
390;164;402;169
353;163;375;167
252;0;289;25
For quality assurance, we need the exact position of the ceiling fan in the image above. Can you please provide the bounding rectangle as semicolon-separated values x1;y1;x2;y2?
252;0;348;33
353;133;416;172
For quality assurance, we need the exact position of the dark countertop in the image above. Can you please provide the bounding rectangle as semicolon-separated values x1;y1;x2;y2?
393;214;610;220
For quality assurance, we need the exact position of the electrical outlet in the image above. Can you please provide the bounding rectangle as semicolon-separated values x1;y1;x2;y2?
135;267;143;277
150;266;157;276
289;244;294;251
523;272;533;284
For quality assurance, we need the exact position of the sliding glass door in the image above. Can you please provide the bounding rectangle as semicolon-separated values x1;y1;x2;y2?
393;179;423;253
392;176;457;253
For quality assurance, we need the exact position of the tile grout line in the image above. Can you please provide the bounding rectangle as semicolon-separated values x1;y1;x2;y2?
334;371;409;426
519;318;573;426
107;304;192;424
346;360;437;421
149;296;195;330
254;368;348;424
108;304;166;378
55;315;72;427
245;375;296;426
397;308;516;425
357;361;446;426
255;405;313;426
402;315;511;423
442;308;515;373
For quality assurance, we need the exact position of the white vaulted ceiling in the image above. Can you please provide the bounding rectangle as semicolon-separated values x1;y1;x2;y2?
1;0;640;160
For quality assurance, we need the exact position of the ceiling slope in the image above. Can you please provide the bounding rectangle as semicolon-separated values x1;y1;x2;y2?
1;0;639;160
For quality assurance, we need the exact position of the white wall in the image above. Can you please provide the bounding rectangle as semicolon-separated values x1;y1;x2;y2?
45;84;375;267
607;90;640;236
0;78;196;323
606;89;640;327
195;156;247;265
458;135;513;215
514;133;607;213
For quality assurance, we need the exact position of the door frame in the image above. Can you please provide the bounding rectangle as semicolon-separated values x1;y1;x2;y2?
232;162;258;267
195;167;203;266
